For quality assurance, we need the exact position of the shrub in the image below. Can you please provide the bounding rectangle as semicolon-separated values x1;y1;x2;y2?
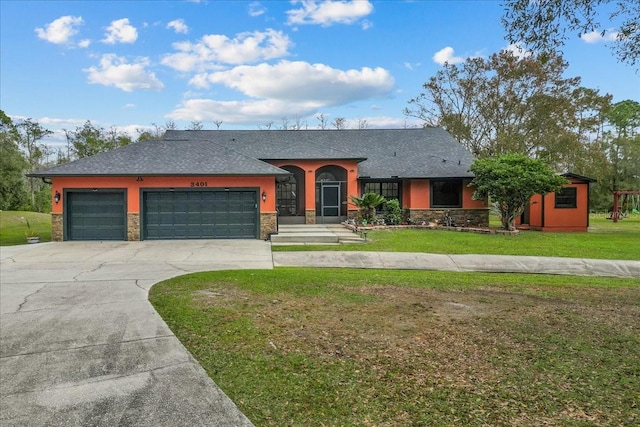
384;199;402;225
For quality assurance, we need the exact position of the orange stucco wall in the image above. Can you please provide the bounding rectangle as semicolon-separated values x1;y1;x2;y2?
527;194;544;228
462;179;486;208
522;179;590;232
406;179;430;209
269;160;360;212
50;175;277;214
541;181;590;231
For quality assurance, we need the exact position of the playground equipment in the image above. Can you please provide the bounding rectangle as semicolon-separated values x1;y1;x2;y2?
611;190;640;222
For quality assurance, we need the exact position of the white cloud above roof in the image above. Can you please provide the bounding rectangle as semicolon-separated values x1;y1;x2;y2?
199;60;394;103
581;29;618;43
287;0;373;26
84;54;164;92
161;29;292;72
35;16;83;45
167;19;189;34
170;60;394;123
102;18;138;44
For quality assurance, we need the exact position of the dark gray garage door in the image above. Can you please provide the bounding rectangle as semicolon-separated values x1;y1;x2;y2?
143;190;258;239
66;191;126;240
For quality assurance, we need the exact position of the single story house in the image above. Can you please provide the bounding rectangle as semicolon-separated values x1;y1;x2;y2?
517;173;595;232
30;128;490;241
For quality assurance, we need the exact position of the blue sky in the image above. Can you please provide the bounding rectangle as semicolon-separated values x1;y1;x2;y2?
1;0;638;148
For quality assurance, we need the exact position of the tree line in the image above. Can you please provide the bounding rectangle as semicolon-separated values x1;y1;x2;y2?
405;50;640;212
0;113;178;212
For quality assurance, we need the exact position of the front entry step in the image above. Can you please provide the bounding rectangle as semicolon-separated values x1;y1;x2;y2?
271;224;365;245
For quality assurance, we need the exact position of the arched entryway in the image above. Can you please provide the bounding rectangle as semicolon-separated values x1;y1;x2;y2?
276;165;305;224
315;165;347;224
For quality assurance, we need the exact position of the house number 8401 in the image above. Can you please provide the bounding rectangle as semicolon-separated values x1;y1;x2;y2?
190;182;208;187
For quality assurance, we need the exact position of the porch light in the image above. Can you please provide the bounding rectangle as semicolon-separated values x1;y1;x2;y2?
261;191;267;202
54;191;61;204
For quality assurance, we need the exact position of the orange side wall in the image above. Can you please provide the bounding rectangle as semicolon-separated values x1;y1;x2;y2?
540;181;590;231
524;180;590;232
50;175;277;213
462;179;487;208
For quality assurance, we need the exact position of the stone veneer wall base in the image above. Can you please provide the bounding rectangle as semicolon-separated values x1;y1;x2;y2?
305;210;316;224
261;212;277;240
51;213;63;241
409;209;489;227
127;213;140;241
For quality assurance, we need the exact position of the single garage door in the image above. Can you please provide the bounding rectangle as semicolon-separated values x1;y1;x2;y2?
66;191;126;240
143;190;258;239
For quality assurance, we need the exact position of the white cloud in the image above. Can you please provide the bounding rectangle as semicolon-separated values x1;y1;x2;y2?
35;16;83;45
287;0;374;26
432;46;464;65
84;54;164;92
102;18;138;44
78;39;91;48
503;42;532;59
170;60;394;123
354;115;422;129
403;62;421;71
38;117;86;127
168;98;323;123
161;29;292;72
167;19;189;34
581;29;618;43
248;2;266;17
195;60;394;104
168;61;394;125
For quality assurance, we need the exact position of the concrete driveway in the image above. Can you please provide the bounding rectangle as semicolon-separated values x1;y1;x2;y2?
1;240;272;427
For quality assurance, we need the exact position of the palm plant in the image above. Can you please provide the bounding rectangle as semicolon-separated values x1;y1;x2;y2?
349;192;386;224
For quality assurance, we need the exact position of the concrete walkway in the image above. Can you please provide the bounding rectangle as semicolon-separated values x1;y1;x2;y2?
273;251;640;278
2;242;638;427
1;241;272;427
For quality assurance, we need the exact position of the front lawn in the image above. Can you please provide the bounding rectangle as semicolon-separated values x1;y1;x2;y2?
0;211;52;245
150;268;640;426
273;215;640;260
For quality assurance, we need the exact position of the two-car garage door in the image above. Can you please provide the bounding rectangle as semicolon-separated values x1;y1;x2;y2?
143;190;258;239
65;189;258;240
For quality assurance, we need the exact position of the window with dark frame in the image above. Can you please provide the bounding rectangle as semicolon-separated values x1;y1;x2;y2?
431;179;462;208
555;187;577;208
362;181;401;211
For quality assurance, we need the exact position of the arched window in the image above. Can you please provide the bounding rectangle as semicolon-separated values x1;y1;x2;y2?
277;165;305;216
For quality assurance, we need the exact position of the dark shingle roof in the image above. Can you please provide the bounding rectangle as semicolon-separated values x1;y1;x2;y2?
32;128;475;179
29;139;290;177
164;128;475;179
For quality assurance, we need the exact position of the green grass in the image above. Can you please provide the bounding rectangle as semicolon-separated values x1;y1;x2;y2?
150;268;640;427
0;211;52;245
274;216;640;260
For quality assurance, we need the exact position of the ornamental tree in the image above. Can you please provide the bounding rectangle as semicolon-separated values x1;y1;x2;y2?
350;192;385;224
469;154;568;230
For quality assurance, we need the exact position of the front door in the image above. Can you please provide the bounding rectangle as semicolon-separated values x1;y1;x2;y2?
321;183;340;222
